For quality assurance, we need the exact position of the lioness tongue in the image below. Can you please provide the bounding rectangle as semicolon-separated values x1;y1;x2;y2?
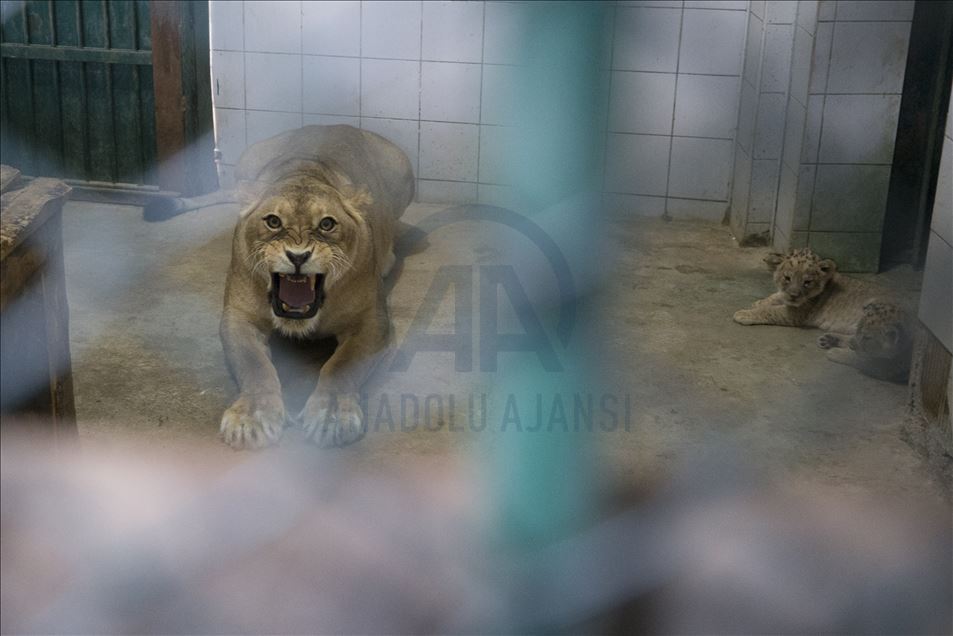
278;275;316;308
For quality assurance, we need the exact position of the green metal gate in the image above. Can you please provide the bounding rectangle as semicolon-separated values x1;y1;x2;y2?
0;0;157;185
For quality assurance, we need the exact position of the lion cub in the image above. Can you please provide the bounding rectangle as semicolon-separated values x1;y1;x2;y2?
816;301;913;382
733;248;912;381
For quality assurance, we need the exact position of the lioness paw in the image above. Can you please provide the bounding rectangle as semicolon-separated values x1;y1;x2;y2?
299;393;366;448
220;393;285;450
817;333;842;349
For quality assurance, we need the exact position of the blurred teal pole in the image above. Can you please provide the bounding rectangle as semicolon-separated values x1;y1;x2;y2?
486;2;612;629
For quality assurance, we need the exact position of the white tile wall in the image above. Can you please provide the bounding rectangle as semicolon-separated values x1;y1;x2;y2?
302;56;360;116
753;92;786;159
772;1;914;270
742;12;763;87
244;1;300;54
818;94;901;164
480;64;518;126
417;179;479;205
361;1;421;60
483;1;531;65
419;122;479;182
748;158;779;222
420;62;482;123
781;98;806;169
421;1;483;63
810;164;891;232
211;1;747;213
668;137;734;200
835;0;915;21
678;9;746;75
919;232;953;351
827;22;911;94
604;133;671;197
801;94;823;162
303;113;360;127
302;1;360;56
213;108;246;164
604;193;667;218
809;21;833;93
931;132;953;247
613;7;681;73
210;0;243;51
211;51;244;109
360;59;420;120
478;125;514;186
246;110;302;146
609;72;677;135
673;74;740;138
765;0;798;24
245;53;301;112
606;3;747;218
919;86;953;351
760;24;794;92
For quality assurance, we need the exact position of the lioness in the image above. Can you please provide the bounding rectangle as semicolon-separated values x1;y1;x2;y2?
217;125;414;449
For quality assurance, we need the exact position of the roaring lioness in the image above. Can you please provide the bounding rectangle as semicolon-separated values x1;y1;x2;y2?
217;125;414;449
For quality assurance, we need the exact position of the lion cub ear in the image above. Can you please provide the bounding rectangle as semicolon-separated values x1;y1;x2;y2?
818;258;837;278
763;252;785;271
339;185;374;212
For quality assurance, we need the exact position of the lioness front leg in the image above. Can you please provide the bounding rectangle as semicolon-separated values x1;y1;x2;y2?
220;309;286;449
299;319;388;447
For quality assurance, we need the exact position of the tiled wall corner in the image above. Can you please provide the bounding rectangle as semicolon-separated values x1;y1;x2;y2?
795;0;913;271
729;0;798;241
731;0;914;272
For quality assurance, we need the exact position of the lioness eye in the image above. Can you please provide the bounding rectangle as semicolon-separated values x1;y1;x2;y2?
783;275;791;282
318;216;337;231
264;214;282;229
803;280;812;287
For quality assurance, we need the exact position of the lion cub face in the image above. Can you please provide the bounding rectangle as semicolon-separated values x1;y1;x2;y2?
765;248;836;307
237;177;372;320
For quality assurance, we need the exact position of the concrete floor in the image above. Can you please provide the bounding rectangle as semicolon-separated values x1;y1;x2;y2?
62;200;947;501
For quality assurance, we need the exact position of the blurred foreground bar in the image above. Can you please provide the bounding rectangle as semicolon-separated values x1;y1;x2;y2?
0;165;76;439
488;3;611;630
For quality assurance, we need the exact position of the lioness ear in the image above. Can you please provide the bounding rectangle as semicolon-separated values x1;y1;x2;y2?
818;258;836;277
339;185;374;211
764;252;784;271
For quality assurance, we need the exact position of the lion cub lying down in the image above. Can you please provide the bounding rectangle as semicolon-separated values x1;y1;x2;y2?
219;125;414;449
733;248;913;382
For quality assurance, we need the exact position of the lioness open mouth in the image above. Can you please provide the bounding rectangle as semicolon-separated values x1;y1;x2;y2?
269;273;325;319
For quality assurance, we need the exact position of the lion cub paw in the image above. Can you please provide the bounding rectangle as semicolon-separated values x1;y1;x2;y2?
220;393;285;450
733;309;757;325
816;333;843;349
299;393;366;448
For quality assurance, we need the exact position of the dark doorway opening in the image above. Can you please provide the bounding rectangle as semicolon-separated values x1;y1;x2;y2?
880;0;953;271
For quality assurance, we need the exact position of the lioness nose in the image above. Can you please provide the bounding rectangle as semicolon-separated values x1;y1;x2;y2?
286;250;311;269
